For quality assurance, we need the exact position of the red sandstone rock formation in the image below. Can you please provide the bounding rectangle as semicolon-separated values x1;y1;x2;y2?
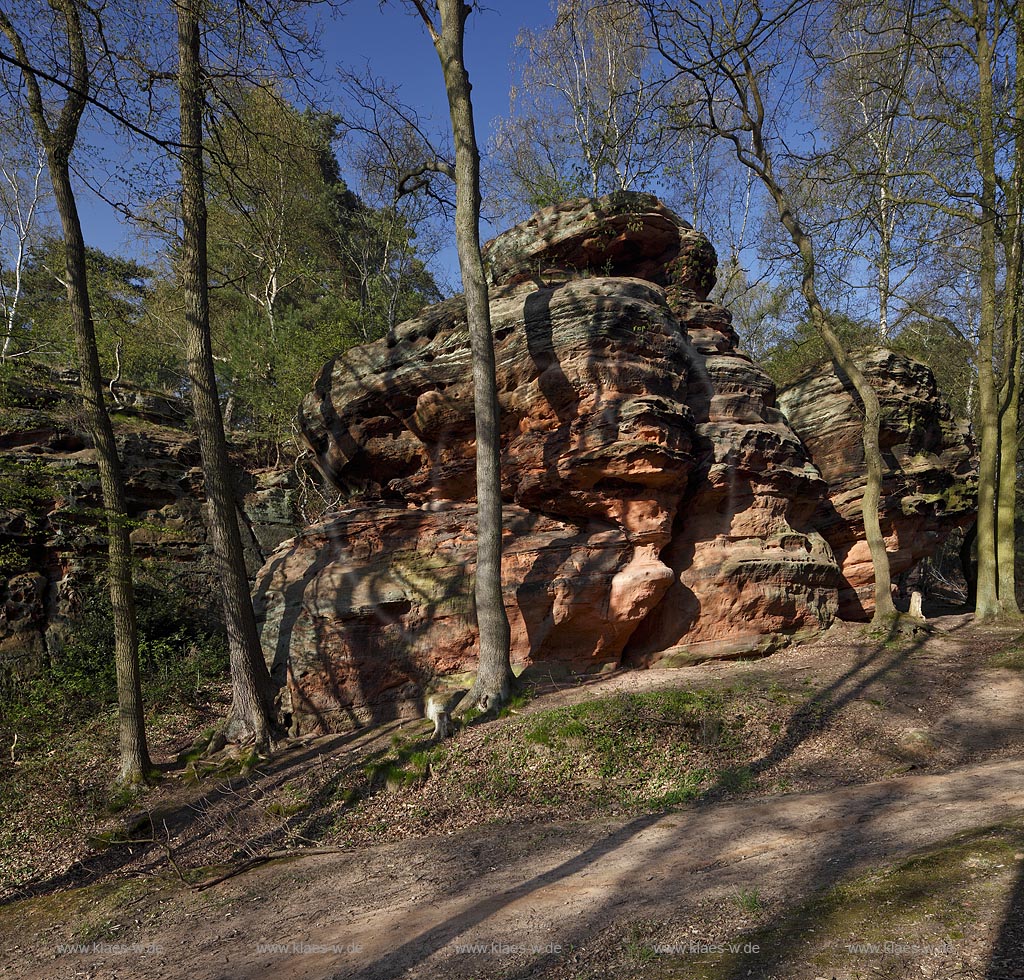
623;296;838;666
253;193;974;734
257;194;848;733
778;349;976;619
263;259;699;728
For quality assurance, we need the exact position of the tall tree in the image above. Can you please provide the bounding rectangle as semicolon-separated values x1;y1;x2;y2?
206;84;332;339
899;0;1021;619
177;0;275;746
408;0;514;712
812;0;937;341
994;0;1024;615
0;130;46;361
644;0;899;623
489;0;680;219
204;83;442;440
0;0;150;782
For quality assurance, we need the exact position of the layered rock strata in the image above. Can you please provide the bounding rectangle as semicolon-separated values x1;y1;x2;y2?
779;350;976;618
257;194;860;733
258;266;700;728
623;295;838;666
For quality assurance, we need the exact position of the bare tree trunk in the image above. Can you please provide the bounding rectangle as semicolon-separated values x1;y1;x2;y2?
795;232;896;624
739;61;896;624
0;146;44;361
177;0;274;746
995;1;1024;618
974;7;1001;619
413;0;513;712
53;165;151;783
0;4;150;783
997;375;1020;613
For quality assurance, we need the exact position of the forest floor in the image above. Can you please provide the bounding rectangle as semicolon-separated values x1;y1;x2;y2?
3;608;1024;979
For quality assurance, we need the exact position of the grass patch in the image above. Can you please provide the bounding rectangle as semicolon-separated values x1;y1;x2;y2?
362;737;448;794
731;887;765;915
443;688;744;814
497;687;534;718
990;646;1024;670
316;683;799;849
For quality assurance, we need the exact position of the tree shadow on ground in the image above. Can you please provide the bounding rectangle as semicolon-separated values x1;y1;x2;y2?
337;617;980;979
987;855;1024;979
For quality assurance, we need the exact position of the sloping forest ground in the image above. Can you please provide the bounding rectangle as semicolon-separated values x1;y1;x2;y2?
2;609;1024;979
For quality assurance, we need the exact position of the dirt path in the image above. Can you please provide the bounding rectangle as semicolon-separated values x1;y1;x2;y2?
6;614;1024;980
7;754;1024;980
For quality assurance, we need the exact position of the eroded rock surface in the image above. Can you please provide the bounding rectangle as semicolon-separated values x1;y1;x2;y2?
260;193;877;734
273;263;699;729
624;297;838;666
255;504;670;728
778;349;976;618
483;192;716;296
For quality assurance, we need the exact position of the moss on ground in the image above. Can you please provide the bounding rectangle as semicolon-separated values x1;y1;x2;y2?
635;821;1024;979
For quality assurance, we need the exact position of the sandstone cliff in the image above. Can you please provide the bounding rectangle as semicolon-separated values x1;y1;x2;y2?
254;193;969;735
0;373;300;676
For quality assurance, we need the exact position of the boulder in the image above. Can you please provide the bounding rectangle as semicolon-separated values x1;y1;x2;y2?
254;192;975;734
482;191;716;297
263;193;854;733
274;260;701;732
778;349;976;618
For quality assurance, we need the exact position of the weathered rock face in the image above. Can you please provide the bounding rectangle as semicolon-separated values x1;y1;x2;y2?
255;504;665;728
254;192;975;734
259;193;850;733
483;192;717;296
0;378;301;676
778;350;976;618
269;268;699;728
301;276;694;542
623;296;838;666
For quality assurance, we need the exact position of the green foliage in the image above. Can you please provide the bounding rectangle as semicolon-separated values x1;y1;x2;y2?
202;83;441;443
12;241;181;389
1;573;228;754
0;356;75;426
763;313;879;388
4;89;443;447
890;318;975;420
0;452;92;510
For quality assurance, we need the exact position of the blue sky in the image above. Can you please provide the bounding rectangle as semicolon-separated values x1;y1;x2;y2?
79;0;559;284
